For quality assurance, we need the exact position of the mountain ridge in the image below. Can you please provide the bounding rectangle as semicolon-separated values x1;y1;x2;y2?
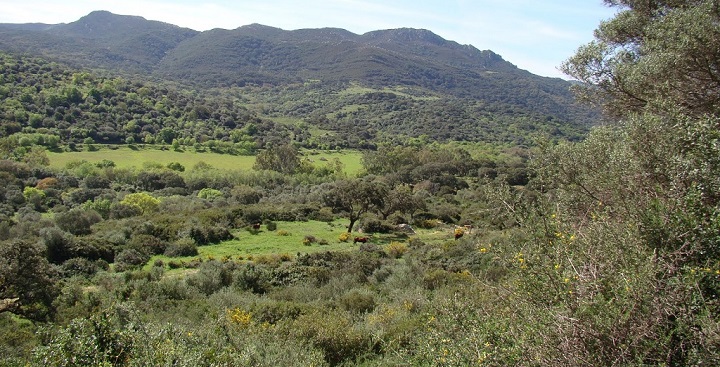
0;10;599;139
0;10;521;84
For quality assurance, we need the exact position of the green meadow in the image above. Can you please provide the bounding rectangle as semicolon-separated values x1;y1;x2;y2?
46;145;365;174
148;219;454;270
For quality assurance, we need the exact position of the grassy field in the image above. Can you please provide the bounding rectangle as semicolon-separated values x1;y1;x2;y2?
47;145;365;175
148;219;456;268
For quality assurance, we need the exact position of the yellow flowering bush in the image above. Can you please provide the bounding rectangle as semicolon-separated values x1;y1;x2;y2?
227;308;253;328
338;232;351;242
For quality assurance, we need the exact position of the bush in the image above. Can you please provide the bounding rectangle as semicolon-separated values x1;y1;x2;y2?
189;225;233;245
360;219;394;234
292;309;375;365
61;257;108;277
164;238;199;257
54;208;102;235
303;235;317;246
32;308;134;366
233;263;272;294
114;249;149;272
339;289;376;314
186;260;235;295
385;241;408;259
127;234;168;256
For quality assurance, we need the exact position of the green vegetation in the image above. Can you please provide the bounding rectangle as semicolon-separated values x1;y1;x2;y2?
0;10;599;146
1;1;719;365
47;146;256;170
45;145;365;175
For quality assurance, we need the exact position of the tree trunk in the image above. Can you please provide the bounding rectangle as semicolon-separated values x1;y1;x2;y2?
347;216;357;233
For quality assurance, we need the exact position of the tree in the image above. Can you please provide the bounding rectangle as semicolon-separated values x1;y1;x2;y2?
561;0;720;266
253;143;300;174
377;184;425;220
561;0;720;118
322;177;388;233
55;208;102;236
0;240;59;320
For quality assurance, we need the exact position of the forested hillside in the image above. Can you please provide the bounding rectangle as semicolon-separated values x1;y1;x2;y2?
2;1;719;366
0;10;600;135
0;52;294;152
0;52;590;148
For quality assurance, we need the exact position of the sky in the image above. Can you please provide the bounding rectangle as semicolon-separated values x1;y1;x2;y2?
0;0;617;79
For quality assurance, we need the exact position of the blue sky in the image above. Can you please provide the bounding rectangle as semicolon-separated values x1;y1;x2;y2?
0;0;617;78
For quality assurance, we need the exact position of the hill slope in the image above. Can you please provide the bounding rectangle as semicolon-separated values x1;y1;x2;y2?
0;11;599;143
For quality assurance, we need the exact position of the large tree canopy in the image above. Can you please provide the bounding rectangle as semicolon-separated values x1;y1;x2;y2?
562;0;720;118
559;0;720;266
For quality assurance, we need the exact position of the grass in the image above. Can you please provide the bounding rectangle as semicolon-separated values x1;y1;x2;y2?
207;220;354;257
339;82;439;100
302;149;364;176
149;219;458;269
47;145;256;171
47;145;365;175
149;220;371;267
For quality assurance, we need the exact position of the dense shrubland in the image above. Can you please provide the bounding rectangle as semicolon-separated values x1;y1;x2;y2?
2;1;720;365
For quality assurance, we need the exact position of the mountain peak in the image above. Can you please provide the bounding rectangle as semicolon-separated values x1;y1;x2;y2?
363;28;446;45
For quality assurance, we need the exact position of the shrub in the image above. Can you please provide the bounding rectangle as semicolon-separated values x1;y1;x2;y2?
127;234;168;256
54;208;102;236
361;219;394;234
32;308;134;367
416;218;442;229
114;249;149;272
265;221;277;231
303;235;317;246
197;187;224;201
61;257;108;278
276;229;290;236
164;238;198;257
292;309;375;365
338;232;351;242
385;241;408;259
339;289;376;314
119;192;160;214
233;263;272;294
186;260;236;295
190;225;233;245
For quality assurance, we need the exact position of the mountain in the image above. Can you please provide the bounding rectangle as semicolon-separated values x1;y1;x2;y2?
0;11;198;72
0;11;599;143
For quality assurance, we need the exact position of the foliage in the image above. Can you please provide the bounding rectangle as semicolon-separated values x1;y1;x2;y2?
253;143;301;174
6;4;720;365
562;0;720;119
322;177;388;232
33;307;134;367
119;192;160;214
0;240;59;320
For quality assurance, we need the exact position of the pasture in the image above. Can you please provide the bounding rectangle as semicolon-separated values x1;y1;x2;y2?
46;145;365;175
148;219;455;269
